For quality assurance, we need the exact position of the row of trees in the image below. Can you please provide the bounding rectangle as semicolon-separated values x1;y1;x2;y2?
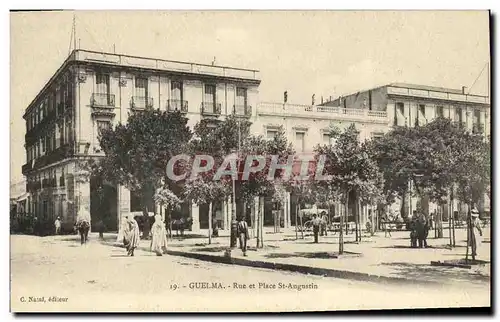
83;109;490;256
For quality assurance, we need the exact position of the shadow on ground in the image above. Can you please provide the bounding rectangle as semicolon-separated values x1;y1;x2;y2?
190;244;280;253
378;262;490;284
377;245;453;250
264;250;361;259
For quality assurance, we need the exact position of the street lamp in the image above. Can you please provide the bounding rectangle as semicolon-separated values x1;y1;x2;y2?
229;150;238;249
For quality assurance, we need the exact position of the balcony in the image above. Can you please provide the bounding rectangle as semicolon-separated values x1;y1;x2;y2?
91;93;115;108
233;104;252;118
131;96;154;110
258;102;388;123
167;99;188;113
91;93;116;118
22;161;33;175
201;102;222;117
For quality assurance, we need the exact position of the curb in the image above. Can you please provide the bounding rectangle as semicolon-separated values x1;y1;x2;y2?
102;241;438;286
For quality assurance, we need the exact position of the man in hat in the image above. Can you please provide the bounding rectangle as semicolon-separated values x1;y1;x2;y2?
237;216;249;256
311;214;321;243
469;208;483;259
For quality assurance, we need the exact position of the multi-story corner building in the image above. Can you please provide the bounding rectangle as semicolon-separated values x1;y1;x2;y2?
22;49;260;232
319;83;491;217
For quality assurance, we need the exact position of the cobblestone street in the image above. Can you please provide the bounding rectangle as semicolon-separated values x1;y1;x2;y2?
10;234;490;312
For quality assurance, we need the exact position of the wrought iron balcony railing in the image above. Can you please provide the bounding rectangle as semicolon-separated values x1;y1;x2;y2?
131;96;154;109
91;93;115;108
167;99;188;113
233;104;252;117
201;102;222;116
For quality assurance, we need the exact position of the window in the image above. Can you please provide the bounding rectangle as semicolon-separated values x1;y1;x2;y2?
97;120;111;135
41;138;45;155
204;84;216;109
171;81;183;101
323;133;331;144
474;109;481;124
135;77;148;97
59;123;64;146
96;74;110;95
236;87;247;107
372;132;384;140
295;132;305;152
266;130;278;140
419;104;426;117
455;107;463;123
436;105;444;118
396;102;404;115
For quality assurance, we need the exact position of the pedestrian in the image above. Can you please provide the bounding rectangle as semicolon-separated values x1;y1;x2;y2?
312;214;321;243
212;216;219;237
123;215;140;256
150;215;168;256
410;214;418;248
75;205;91;245
319;211;328;236
237;216;249;256
54;217;61;235
469;208;483;259
415;211;427;248
383;213;392;237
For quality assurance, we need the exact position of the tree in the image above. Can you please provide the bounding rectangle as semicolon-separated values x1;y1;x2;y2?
96;109;192;239
190;115;252;248
316;124;384;252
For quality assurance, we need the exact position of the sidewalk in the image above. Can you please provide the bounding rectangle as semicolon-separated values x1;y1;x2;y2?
101;227;491;286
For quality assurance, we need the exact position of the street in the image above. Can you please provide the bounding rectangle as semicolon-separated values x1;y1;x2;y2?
10;235;490;312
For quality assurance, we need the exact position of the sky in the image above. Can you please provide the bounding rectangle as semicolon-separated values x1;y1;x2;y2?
10;10;490;185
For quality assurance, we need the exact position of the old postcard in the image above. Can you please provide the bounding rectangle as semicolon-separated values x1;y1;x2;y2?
10;10;491;313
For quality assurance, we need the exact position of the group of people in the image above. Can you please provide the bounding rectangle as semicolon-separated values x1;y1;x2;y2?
409;211;429;248
120;214;169;256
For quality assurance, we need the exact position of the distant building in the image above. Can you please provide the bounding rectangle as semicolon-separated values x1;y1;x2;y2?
320;83;491;217
319;83;490;137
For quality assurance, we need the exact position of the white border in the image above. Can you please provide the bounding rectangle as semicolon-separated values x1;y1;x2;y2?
2;2;497;321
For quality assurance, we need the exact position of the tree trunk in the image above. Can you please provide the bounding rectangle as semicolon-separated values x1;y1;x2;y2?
295;204;298;240
452;204;456;247
465;204;470;262
259;197;264;248
448;200;453;247
339;194;346;254
142;204;150;240
208;202;213;245
256;198;260;249
300;210;304;240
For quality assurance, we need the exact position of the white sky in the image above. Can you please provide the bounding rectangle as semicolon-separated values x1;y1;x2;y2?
9;10;490;184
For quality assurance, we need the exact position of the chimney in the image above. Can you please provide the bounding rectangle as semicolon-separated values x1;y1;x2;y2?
462;86;467;94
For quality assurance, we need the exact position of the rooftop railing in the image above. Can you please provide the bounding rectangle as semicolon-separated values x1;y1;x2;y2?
74;49;260;81
257;102;388;121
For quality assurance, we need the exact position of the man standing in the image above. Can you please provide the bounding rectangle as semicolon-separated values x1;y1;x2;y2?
469;208;483;259
312;214;321;243
54;217;61;235
237;216;249;256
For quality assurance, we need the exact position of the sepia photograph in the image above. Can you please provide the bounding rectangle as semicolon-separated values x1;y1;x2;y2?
9;9;491;313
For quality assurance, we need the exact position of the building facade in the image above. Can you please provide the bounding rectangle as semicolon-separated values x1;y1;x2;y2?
22;50;489;233
320;83;491;217
22;49;260;232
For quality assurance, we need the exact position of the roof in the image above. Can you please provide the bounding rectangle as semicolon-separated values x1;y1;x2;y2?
389;83;464;95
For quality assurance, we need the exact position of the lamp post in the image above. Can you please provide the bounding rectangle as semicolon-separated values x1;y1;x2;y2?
229;119;241;249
